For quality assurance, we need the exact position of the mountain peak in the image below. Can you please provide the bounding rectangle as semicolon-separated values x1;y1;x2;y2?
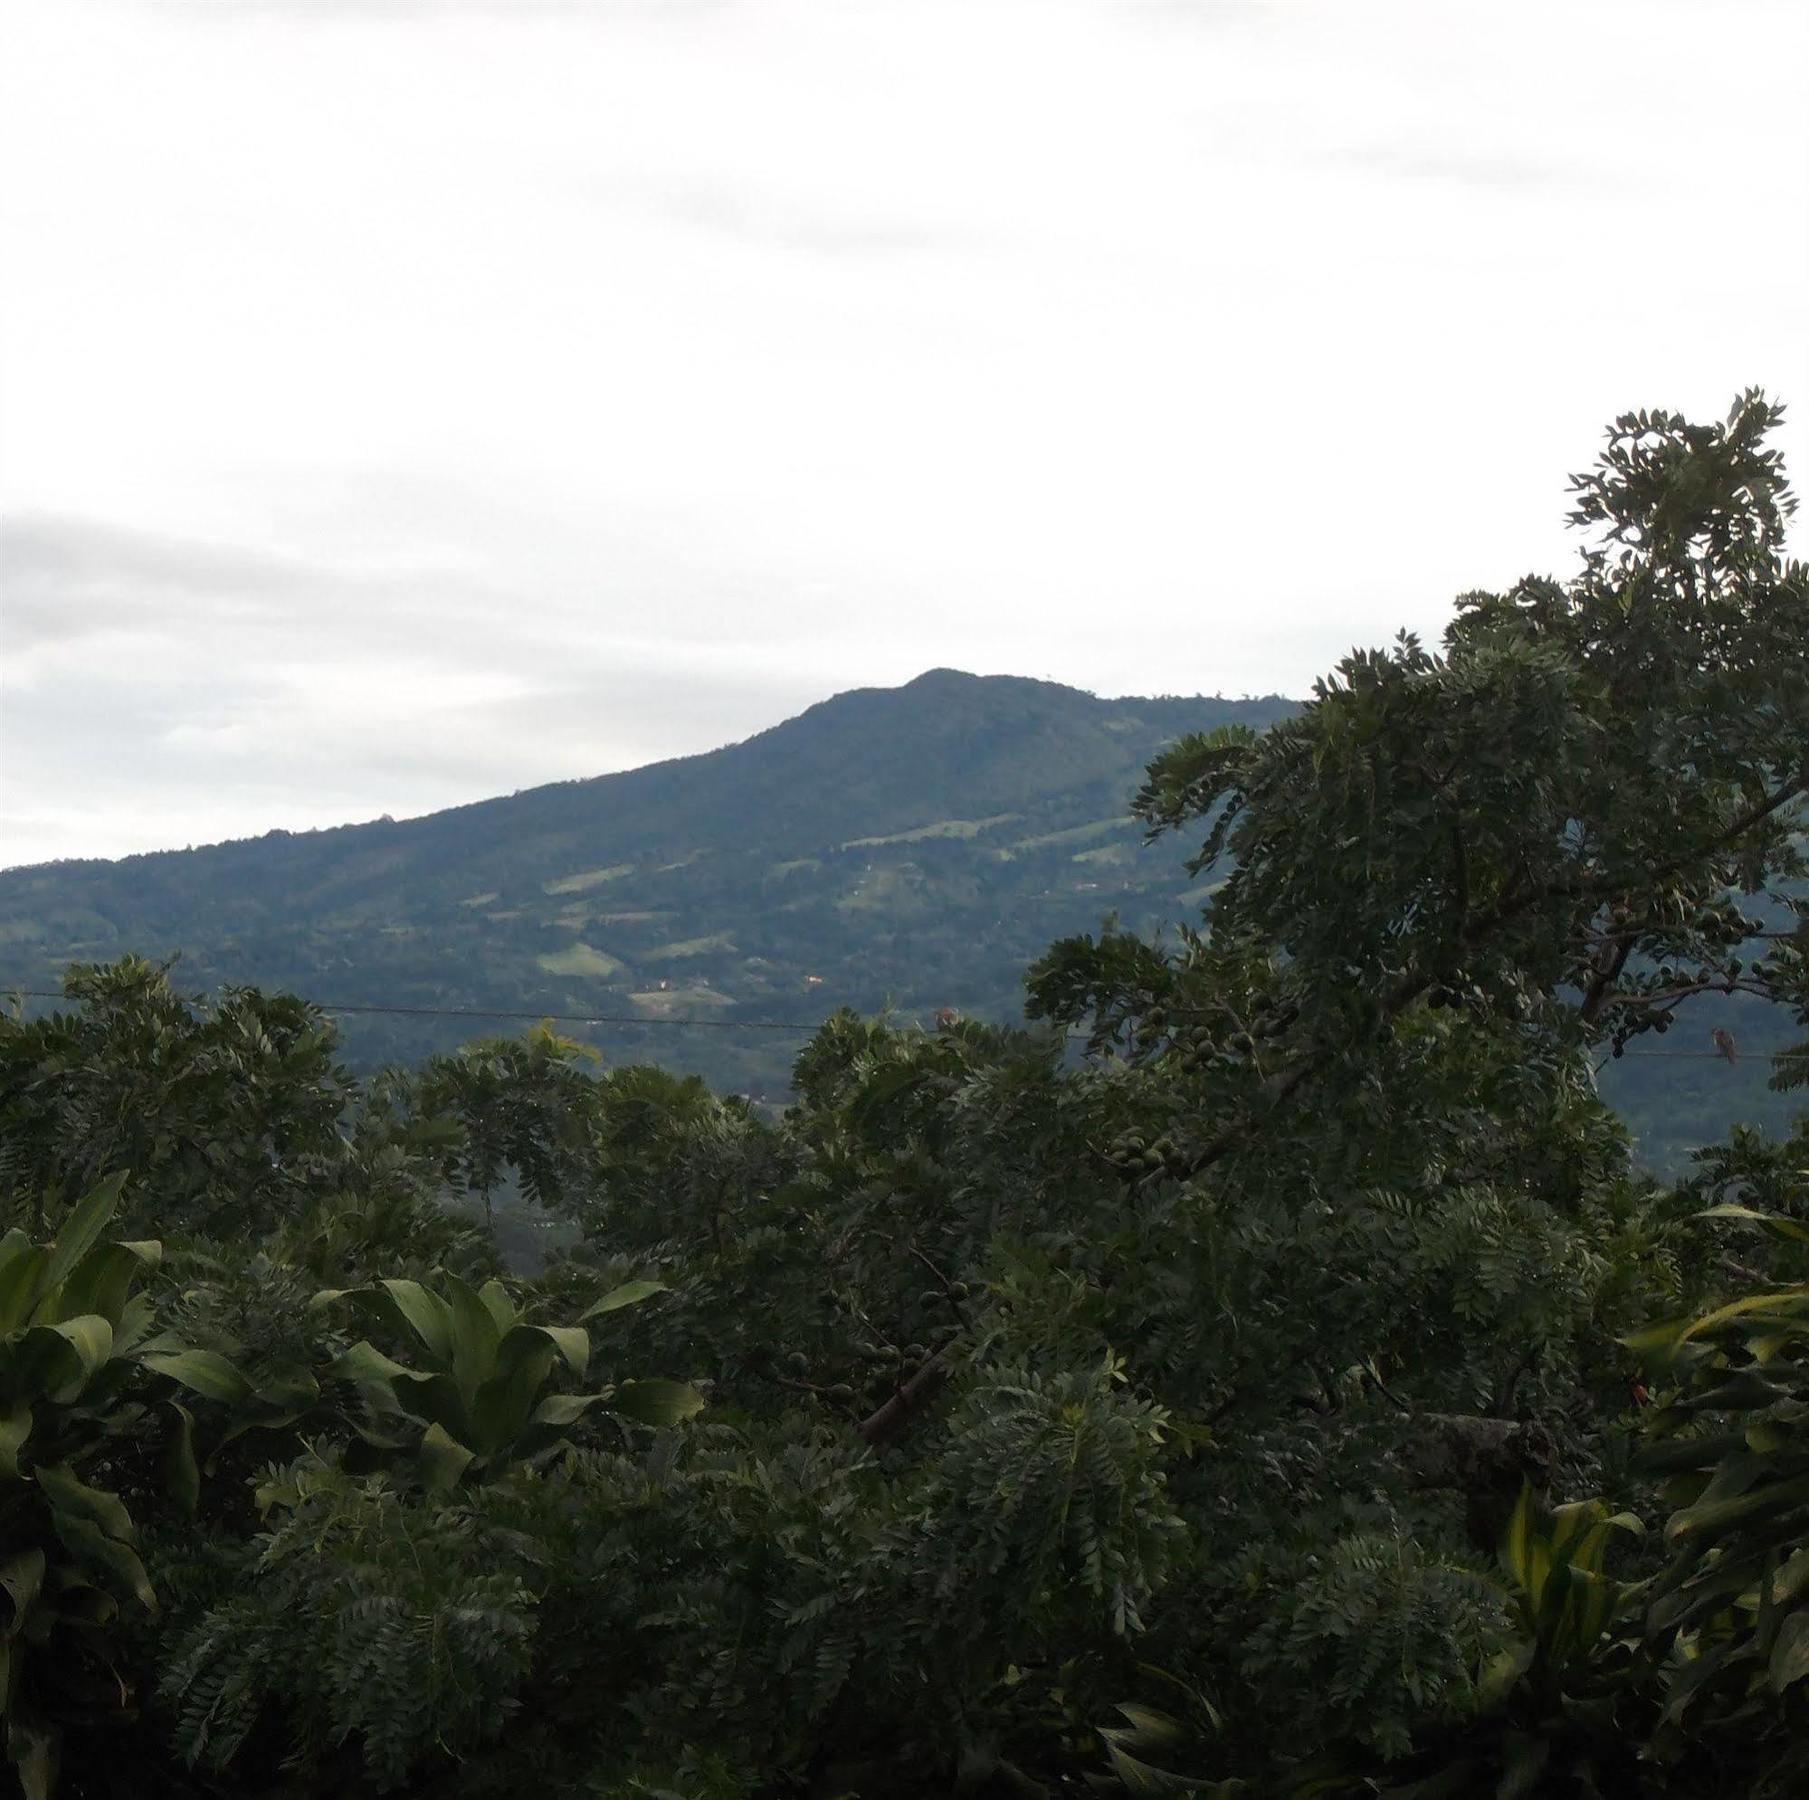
897;667;1080;697
901;666;977;687
0;675;1296;1091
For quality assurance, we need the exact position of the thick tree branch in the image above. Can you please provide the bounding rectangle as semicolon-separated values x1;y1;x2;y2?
856;1354;950;1448
1579;933;1637;1025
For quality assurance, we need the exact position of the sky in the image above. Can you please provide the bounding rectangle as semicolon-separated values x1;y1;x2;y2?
1;0;1804;869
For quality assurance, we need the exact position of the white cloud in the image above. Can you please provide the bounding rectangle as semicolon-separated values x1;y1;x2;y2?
2;0;1804;865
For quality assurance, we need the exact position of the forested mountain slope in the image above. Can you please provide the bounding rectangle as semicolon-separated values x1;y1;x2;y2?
0;668;1791;1161
0;672;1288;1090
4;399;1808;1800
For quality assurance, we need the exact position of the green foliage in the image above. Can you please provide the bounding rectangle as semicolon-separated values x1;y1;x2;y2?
318;1273;704;1489
0;1176;246;1799
1626;1198;1809;1792
918;1356;1183;1643
0;681;1297;1110
0;958;351;1242
408;1025;603;1220
162;1462;538;1793
2;396;1808;1797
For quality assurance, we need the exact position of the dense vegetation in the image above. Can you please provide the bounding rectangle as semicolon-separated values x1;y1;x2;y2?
3;394;1808;1798
0;672;1293;1103
0;665;1791;1170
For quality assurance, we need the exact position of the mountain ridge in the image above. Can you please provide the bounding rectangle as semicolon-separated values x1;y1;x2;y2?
1;667;1786;1167
0;671;1292;1096
3;669;1289;875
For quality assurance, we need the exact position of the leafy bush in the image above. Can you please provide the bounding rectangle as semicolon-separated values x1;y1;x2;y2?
6;393;1809;1797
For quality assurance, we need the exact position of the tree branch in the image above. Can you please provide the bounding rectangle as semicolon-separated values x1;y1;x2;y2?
855;1354;950;1448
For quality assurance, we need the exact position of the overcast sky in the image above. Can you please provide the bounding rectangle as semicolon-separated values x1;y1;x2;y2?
2;0;1804;868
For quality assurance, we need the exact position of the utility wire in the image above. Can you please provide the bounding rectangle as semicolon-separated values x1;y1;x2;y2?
1;988;824;1033
3;983;1804;1061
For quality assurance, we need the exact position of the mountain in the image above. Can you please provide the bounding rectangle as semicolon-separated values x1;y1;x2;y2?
0;668;1792;1163
0;671;1291;1095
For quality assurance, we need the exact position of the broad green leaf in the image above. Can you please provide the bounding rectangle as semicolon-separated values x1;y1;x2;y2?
35;1173;126;1305
1561;1509;1644;1578
472;1335;561;1455
477;1279;517;1335
1554;1567;1619;1665
0;1227;29;1274
331;1339;416;1390
385;1369;471;1442
1100;1740;1200;1795
113;1290;157;1358
1698;1204;1809;1244
36;1462;136;1543
472;1362;551;1454
254;1369;321;1411
165;1400;199;1517
526;1391;608;1432
1679;1369;1792;1413
45;1510;155;1612
417;1421;475;1493
1667;1472;1809;1545
1648;1549;1766;1636
441;1274;503;1401
1640;1429;1746;1475
1110;1703;1188;1743
1500;1484;1540;1595
142;1348;252;1405
1475;1639;1534;1708
608;1377;706;1427
579;1278;669;1320
369;1280;454;1364
1769;1610;1809;1691
1773;1546;1809;1608
0;1404;30;1481
532;1324;589;1378
1680;1288;1809;1344
18;1317;113;1402
0;1243;47;1334
39;1241;157;1329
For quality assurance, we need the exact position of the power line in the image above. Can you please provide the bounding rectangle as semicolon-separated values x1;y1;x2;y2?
3;982;1804;1061
1;988;826;1033
1602;1048;1805;1062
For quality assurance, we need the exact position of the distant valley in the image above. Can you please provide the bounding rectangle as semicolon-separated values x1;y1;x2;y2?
0;668;1792;1166
0;672;1289;1091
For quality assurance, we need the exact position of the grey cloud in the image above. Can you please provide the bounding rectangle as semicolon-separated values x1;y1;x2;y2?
589;173;987;261
0;514;336;651
0;651;820;867
0;513;517;660
309;657;829;799
0;509;841;866
464;665;823;758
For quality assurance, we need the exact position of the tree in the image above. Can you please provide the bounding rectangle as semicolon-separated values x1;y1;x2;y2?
4;393;1807;1797
0;958;351;1242
1010;391;1808;1782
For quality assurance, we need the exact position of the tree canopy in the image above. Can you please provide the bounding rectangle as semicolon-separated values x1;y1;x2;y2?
1;394;1806;1798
